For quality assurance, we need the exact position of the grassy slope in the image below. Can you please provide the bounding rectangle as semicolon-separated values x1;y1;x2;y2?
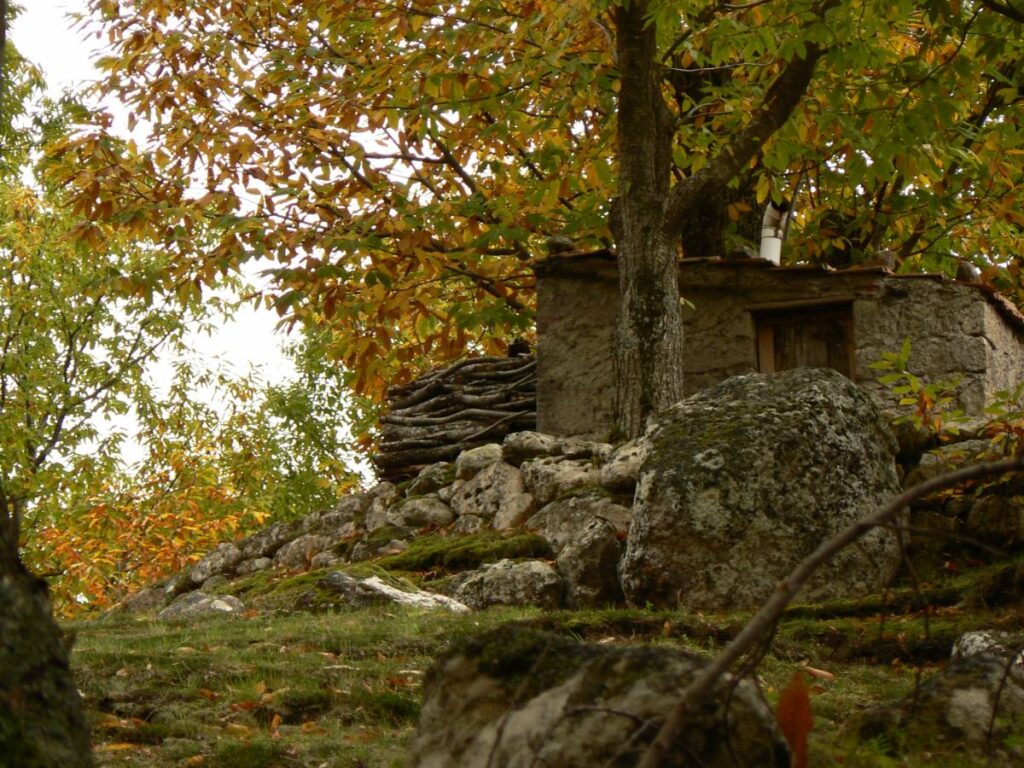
67;545;1024;767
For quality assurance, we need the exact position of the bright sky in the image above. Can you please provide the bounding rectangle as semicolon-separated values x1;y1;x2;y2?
10;0;294;387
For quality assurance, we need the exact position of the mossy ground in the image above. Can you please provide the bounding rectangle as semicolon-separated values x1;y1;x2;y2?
68;550;1024;766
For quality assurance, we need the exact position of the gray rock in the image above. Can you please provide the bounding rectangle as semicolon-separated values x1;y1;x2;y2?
860;654;1024;752
953;631;1024;670
964;495;1024;546
520;456;598;506
598;437;647;494
454;443;503;480
409;626;787;768
111;586;167;615
164;572;194;599
158;592;245;621
559;437;613;461
235;557;273;576
310;551;343;569
273;534;334;569
364;481;400;531
237;521;299;560
387;495;455;529
525;490;632;554
621;369;902;610
436;479;463;504
453;514;488;534
448;559;563;610
407;462;455;497
302;494;366;535
318;571;469;612
502;431;560;466
349;525;415;562
190;542;243;584
491;491;535;530
556;519;624;608
450;462;532;524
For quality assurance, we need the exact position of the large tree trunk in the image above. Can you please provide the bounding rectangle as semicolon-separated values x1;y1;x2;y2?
613;1;686;440
0;505;93;767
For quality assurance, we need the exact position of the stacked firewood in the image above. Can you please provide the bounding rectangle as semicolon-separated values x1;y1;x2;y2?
374;355;537;480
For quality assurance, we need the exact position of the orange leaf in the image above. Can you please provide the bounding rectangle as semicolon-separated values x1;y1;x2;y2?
776;671;813;768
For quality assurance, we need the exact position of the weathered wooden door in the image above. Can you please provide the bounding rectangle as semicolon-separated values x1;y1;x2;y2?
755;304;853;376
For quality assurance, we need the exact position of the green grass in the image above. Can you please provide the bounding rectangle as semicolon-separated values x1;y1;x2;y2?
67;550;1024;766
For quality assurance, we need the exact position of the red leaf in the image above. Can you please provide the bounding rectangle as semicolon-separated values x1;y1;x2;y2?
776;671;813;768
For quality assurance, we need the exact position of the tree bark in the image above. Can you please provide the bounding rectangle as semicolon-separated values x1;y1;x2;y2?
0;495;93;767
613;1;686;439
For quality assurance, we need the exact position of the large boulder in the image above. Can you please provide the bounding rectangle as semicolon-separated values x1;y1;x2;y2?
621;368;902;610
408;626;788;768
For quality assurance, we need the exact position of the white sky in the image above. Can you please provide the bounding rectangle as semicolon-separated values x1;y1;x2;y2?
10;0;295;387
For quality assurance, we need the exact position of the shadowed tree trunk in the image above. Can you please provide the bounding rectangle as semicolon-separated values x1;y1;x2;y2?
0;497;93;767
612;0;686;440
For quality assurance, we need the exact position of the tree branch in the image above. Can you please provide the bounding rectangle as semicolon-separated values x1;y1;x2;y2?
661;40;824;239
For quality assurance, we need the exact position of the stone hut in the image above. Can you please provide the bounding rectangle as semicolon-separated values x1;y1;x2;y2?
536;253;1024;440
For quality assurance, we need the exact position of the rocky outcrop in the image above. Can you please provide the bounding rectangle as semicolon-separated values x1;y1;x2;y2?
408;626;789;767
621;368;902;610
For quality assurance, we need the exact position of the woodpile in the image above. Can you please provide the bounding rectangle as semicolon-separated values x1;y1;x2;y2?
374;355;537;480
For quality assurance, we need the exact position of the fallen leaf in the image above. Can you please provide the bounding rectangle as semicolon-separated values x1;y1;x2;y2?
115;667;130;678
96;743;137;752
801;665;836;682
776;671;813;768
301;721;325;734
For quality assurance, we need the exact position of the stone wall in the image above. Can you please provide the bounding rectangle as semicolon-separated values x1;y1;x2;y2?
535;255;1024;438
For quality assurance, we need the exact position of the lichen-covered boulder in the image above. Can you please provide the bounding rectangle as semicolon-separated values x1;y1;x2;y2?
408;626;788;768
447;559;563;610
621;368;901;610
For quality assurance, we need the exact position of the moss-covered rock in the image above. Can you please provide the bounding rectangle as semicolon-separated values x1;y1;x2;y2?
622;368;902;610
409;625;788;767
